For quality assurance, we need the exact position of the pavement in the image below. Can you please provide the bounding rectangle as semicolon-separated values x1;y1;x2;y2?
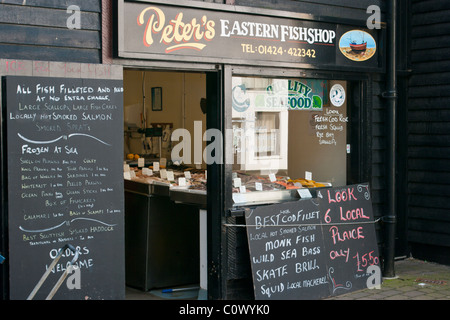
126;258;450;301
326;257;450;300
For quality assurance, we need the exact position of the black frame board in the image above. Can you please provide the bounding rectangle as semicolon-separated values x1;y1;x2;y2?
4;76;125;300
246;183;380;300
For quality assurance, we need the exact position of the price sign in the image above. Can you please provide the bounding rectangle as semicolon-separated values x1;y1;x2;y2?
5;76;125;300
246;184;380;300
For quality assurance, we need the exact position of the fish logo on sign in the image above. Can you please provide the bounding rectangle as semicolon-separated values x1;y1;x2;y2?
232;84;251;112
330;84;345;107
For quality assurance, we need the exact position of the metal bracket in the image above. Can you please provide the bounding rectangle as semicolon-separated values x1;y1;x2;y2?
381;90;398;99
228;207;253;218
381;215;397;224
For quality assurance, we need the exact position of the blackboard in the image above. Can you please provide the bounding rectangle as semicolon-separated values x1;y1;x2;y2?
246;184;380;300
4;76;125;300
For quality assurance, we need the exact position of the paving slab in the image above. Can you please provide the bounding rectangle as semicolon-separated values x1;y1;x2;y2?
327;258;450;300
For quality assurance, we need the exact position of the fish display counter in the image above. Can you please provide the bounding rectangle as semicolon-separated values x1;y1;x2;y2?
123;169;201;291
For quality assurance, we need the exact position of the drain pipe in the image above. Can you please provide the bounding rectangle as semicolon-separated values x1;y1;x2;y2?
382;0;398;278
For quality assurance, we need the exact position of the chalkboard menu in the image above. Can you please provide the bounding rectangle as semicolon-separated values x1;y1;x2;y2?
4;76;125;300
246;184;380;300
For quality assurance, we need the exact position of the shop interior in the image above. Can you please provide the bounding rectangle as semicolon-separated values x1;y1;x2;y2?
124;69;207;168
231;77;347;182
230;76;348;206
123;69;207;300
122;70;349;300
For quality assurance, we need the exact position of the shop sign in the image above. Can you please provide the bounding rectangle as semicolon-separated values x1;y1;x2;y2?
232;79;324;112
118;1;380;70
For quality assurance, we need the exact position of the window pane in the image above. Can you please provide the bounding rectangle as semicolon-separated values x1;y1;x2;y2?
231;76;347;202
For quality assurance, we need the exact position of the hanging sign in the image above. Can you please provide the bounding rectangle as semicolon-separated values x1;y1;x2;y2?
245;184;380;300
118;1;380;71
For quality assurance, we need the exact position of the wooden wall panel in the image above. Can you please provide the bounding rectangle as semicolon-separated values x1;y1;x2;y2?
408;0;450;253
0;2;101;63
233;0;384;21
190;0;385;21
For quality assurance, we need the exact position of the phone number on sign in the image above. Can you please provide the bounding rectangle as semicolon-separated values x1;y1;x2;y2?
241;43;316;58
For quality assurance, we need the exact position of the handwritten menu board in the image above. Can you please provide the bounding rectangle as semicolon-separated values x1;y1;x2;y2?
246;184;379;300
310;107;348;147
5;76;125;300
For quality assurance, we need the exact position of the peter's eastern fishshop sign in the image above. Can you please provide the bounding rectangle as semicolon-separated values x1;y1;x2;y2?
118;1;380;70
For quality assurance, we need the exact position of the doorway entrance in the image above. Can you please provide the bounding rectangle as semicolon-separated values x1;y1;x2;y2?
122;69;209;299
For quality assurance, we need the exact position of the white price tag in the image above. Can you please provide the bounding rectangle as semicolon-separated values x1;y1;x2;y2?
185;171;192;179
239;186;246;193
233;178;242;188
124;172;131;180
255;182;263;191
178;177;187;187
123;164;130;172
298;188;312;199
160;169;167;179
305;171;312;181
167;170;175;181
269;173;276;182
142;168;153;176
138;158;145;167
153;162;160;172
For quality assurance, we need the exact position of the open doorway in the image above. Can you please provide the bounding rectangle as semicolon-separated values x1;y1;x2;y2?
122;69;208;300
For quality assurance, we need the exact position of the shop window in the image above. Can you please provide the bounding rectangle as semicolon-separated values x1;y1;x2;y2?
231;76;348;201
254;112;280;157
